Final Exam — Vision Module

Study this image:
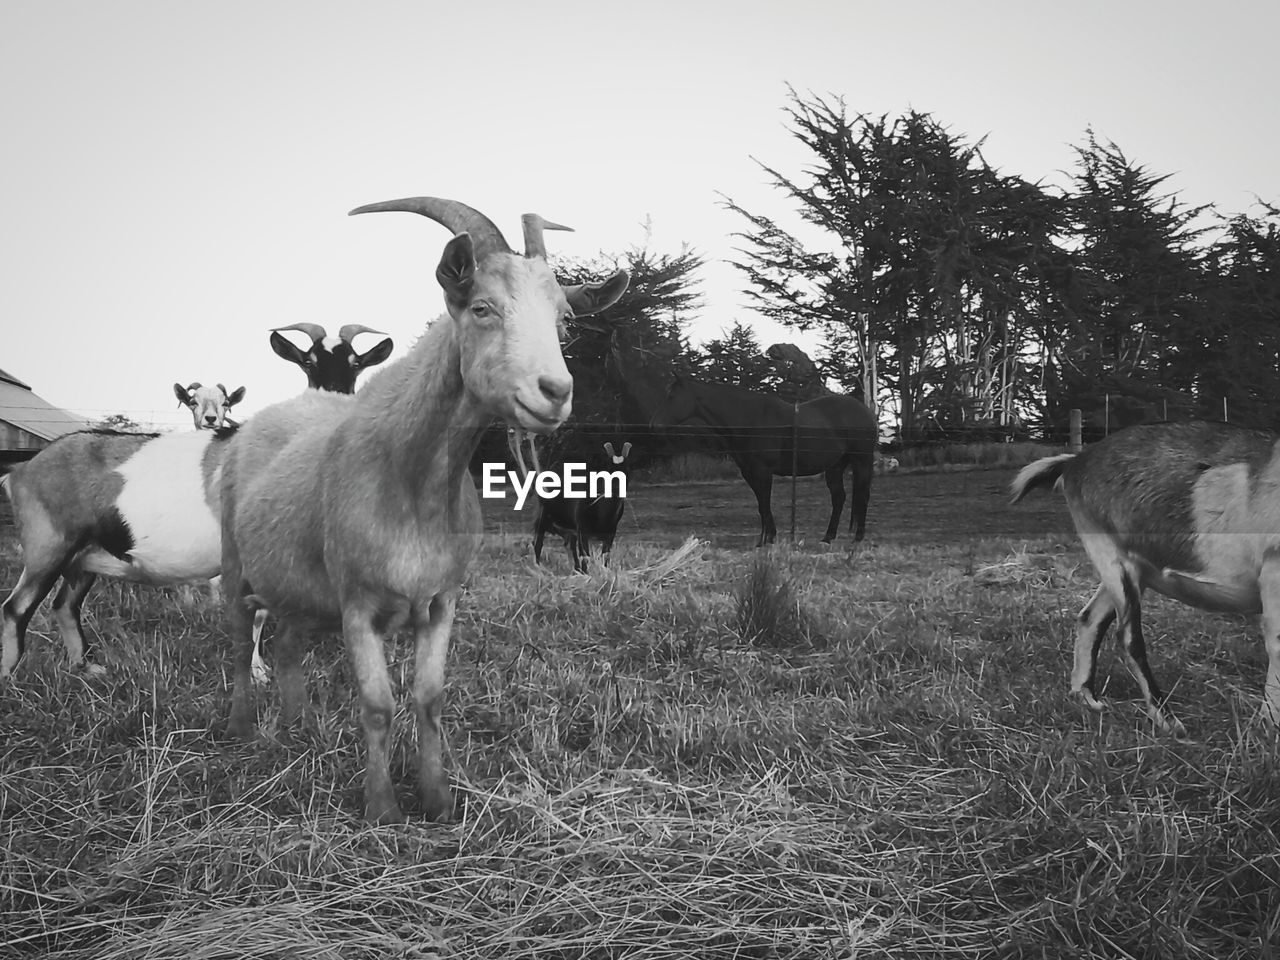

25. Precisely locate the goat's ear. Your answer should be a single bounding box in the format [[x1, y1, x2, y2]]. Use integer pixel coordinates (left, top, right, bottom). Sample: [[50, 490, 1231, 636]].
[[173, 382, 193, 407], [562, 268, 629, 317], [437, 233, 476, 305], [225, 385, 247, 406], [355, 337, 394, 370], [270, 331, 307, 365]]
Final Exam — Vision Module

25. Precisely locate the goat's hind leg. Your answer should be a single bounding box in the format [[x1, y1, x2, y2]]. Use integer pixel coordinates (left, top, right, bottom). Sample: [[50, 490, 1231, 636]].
[[51, 569, 104, 676], [1073, 583, 1116, 712], [2, 542, 76, 678], [273, 620, 310, 730], [250, 608, 271, 686], [1111, 564, 1183, 736], [224, 575, 259, 740]]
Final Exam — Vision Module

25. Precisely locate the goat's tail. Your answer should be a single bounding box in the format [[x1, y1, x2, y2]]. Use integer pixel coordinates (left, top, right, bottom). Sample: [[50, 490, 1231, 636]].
[[1009, 453, 1074, 504]]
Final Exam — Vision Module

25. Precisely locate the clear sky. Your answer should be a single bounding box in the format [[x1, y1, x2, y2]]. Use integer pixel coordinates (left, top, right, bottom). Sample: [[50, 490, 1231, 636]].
[[3, 0, 1276, 429]]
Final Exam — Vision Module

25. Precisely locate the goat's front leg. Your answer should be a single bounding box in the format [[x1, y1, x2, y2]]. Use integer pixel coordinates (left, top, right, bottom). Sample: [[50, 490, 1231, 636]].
[[1259, 559, 1280, 728], [412, 589, 458, 821], [343, 604, 402, 824]]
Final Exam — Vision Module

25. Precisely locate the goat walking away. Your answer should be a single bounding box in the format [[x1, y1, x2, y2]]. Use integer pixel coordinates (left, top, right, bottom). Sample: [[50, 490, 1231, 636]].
[[221, 198, 628, 823], [1011, 420, 1280, 735], [532, 441, 632, 573]]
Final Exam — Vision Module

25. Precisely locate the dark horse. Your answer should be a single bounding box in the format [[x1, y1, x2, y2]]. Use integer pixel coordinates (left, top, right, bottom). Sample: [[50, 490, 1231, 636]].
[[654, 374, 877, 546]]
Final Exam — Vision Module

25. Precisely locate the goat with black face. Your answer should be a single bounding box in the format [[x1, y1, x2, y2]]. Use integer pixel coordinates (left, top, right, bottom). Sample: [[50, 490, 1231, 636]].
[[270, 323, 394, 394], [533, 441, 632, 573]]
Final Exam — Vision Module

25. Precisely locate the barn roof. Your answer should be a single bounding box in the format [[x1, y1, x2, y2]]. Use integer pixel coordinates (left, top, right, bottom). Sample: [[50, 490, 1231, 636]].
[[0, 367, 88, 442]]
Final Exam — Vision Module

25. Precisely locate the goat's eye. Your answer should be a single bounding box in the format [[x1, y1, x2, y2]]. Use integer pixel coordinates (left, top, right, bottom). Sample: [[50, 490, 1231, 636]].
[[471, 301, 490, 317]]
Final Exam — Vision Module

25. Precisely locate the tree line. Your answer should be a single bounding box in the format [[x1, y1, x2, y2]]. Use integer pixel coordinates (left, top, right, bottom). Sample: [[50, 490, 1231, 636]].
[[545, 89, 1280, 455]]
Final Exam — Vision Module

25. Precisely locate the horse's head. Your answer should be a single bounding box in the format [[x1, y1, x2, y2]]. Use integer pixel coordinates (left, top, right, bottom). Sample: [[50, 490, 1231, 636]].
[[651, 371, 700, 429]]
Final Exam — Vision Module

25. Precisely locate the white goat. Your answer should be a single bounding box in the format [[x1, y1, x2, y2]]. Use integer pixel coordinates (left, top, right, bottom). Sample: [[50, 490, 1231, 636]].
[[1011, 420, 1280, 735], [174, 382, 246, 430], [221, 197, 629, 823]]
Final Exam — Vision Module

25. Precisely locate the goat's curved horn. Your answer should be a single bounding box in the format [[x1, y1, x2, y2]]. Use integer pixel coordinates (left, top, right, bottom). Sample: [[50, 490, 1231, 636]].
[[337, 324, 387, 344], [187, 382, 203, 391], [216, 383, 229, 396], [521, 214, 574, 259], [273, 322, 327, 344], [348, 197, 513, 260]]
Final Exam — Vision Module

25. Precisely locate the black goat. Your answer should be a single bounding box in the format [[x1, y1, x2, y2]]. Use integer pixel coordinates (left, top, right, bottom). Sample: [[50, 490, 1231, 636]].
[[533, 442, 632, 573]]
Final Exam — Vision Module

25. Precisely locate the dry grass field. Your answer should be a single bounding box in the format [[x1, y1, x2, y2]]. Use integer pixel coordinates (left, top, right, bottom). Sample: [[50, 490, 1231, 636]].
[[2, 468, 1278, 958]]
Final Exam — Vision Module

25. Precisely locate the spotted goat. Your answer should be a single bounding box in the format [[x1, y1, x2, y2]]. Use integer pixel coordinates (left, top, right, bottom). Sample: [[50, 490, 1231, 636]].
[[1011, 420, 1280, 735]]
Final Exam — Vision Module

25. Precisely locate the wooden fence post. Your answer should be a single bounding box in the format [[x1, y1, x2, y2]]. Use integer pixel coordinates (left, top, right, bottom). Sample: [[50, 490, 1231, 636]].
[[1069, 408, 1082, 453], [790, 402, 799, 544]]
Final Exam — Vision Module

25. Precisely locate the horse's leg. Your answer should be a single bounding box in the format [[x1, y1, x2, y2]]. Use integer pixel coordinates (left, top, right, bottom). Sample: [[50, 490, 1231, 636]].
[[821, 464, 846, 544], [744, 468, 775, 547], [849, 453, 873, 542]]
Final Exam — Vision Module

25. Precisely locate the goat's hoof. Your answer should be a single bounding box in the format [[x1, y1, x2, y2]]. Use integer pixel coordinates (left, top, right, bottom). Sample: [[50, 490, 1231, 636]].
[[1261, 703, 1280, 730], [1155, 713, 1189, 739], [251, 665, 272, 687], [366, 797, 406, 825], [225, 716, 255, 741], [1073, 688, 1107, 713], [74, 661, 108, 678], [421, 787, 456, 822]]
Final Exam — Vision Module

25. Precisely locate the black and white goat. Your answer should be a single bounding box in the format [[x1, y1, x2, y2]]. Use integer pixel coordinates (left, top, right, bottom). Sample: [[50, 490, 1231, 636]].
[[1, 425, 237, 677], [1011, 420, 1280, 734], [532, 441, 632, 573], [173, 382, 246, 430], [271, 323, 394, 393], [221, 198, 629, 823]]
